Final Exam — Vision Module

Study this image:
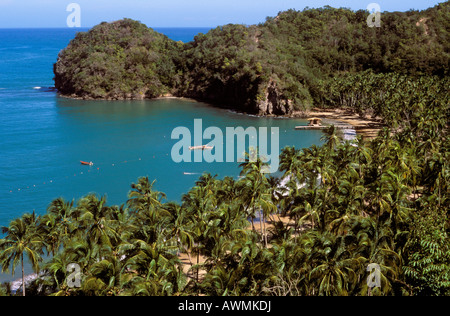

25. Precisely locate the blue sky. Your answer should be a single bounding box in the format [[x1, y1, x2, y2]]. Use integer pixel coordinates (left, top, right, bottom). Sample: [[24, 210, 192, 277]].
[[0, 0, 443, 28]]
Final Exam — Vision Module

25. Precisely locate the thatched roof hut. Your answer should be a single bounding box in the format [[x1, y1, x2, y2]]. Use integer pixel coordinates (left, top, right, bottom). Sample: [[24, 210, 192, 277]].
[[308, 118, 323, 126]]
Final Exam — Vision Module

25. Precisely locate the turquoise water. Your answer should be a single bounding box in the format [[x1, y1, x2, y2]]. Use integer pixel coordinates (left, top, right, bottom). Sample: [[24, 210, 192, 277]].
[[0, 28, 322, 282]]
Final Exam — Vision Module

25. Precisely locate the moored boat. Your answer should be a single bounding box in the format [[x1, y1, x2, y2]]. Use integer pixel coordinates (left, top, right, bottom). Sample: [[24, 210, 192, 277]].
[[189, 145, 214, 151]]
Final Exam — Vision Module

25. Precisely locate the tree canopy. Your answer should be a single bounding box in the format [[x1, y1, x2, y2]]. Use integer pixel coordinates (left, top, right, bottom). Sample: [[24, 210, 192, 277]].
[[54, 3, 449, 114], [6, 2, 447, 297], [1, 100, 448, 295]]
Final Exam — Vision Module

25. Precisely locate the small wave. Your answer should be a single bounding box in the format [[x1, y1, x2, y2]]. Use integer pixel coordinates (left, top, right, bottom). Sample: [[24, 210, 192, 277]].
[[225, 109, 262, 118], [183, 172, 201, 175], [0, 46, 30, 51], [227, 109, 243, 115], [32, 86, 57, 92]]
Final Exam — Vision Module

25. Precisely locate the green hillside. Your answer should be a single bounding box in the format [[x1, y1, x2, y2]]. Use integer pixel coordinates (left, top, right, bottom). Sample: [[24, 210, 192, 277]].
[[54, 3, 449, 117], [1, 2, 448, 297]]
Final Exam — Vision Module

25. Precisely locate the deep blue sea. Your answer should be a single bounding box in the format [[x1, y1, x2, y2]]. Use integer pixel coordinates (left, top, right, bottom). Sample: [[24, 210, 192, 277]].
[[0, 27, 322, 282]]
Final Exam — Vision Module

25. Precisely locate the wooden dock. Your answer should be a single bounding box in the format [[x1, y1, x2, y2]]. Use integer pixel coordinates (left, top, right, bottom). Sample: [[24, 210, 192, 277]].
[[295, 125, 354, 130]]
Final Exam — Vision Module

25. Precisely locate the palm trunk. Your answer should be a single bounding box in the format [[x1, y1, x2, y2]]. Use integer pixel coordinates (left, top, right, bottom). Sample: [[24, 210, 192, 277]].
[[187, 250, 193, 267], [438, 183, 441, 208], [263, 214, 268, 248], [252, 200, 256, 232], [245, 204, 255, 231], [260, 210, 264, 243], [197, 250, 200, 283], [21, 255, 25, 296]]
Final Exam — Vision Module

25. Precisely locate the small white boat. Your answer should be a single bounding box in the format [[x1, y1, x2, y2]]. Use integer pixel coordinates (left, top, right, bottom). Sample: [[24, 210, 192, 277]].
[[189, 145, 214, 151]]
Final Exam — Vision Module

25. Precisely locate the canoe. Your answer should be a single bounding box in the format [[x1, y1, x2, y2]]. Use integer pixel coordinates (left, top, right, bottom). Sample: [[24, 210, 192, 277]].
[[80, 161, 94, 166], [189, 145, 214, 151]]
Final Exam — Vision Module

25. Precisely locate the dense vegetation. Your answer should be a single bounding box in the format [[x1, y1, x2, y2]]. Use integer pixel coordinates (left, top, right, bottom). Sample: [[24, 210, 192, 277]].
[[54, 19, 181, 99], [314, 71, 448, 126], [54, 2, 449, 115], [1, 77, 448, 295], [1, 2, 447, 296]]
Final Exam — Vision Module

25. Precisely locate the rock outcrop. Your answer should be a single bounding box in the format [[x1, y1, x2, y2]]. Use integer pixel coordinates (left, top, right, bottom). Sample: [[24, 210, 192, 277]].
[[256, 80, 293, 116]]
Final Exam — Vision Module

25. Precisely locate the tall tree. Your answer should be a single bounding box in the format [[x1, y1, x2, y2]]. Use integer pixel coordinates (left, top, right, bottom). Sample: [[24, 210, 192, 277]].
[[0, 212, 44, 296]]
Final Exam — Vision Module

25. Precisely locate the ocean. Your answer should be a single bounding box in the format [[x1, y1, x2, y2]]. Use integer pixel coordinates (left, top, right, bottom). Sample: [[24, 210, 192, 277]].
[[0, 27, 322, 282]]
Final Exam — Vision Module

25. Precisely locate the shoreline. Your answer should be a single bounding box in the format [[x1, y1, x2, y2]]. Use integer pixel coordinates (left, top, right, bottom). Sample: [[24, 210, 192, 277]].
[[57, 91, 383, 138], [292, 108, 384, 139], [9, 273, 40, 293]]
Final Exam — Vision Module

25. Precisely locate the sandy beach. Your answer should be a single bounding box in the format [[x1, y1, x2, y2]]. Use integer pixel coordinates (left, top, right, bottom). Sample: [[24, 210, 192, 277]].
[[293, 108, 384, 139]]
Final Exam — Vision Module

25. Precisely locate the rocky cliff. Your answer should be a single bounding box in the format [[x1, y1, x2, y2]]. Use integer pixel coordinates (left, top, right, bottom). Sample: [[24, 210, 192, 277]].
[[256, 80, 293, 116]]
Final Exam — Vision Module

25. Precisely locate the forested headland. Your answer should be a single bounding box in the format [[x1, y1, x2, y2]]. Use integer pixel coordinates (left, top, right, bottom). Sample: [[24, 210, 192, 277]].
[[0, 3, 448, 296], [54, 2, 449, 117]]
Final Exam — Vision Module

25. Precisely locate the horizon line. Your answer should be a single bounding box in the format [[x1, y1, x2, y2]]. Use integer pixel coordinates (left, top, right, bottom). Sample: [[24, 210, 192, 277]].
[[0, 26, 216, 30], [0, 3, 439, 29]]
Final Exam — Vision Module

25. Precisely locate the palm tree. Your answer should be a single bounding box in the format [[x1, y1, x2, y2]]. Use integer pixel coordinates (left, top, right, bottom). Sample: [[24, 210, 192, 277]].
[[351, 138, 373, 178], [279, 146, 301, 176], [127, 177, 166, 213], [321, 125, 342, 152], [42, 251, 75, 296], [301, 145, 326, 189], [215, 176, 238, 205], [263, 239, 309, 296], [127, 178, 171, 245], [344, 214, 403, 296], [83, 255, 123, 296], [238, 151, 276, 247], [180, 175, 218, 283], [211, 232, 268, 295], [164, 202, 194, 262], [41, 197, 75, 255], [302, 231, 365, 296], [119, 238, 184, 296], [200, 263, 236, 296], [328, 165, 367, 234], [73, 194, 120, 260], [0, 212, 44, 296], [0, 283, 10, 296]]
